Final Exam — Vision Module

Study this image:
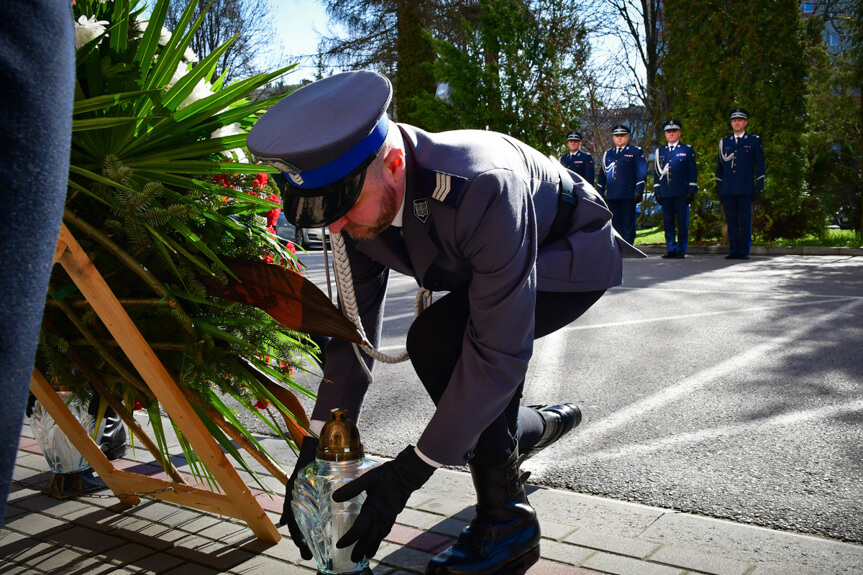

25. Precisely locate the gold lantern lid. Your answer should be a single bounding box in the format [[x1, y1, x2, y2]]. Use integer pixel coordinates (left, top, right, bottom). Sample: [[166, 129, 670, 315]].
[[317, 409, 365, 461]]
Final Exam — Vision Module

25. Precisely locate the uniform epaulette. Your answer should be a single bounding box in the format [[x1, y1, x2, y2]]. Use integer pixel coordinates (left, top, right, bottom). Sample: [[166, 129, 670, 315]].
[[414, 166, 468, 208]]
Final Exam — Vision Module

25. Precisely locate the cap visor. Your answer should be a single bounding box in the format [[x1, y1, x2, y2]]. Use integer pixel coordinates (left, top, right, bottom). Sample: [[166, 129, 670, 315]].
[[284, 167, 366, 228]]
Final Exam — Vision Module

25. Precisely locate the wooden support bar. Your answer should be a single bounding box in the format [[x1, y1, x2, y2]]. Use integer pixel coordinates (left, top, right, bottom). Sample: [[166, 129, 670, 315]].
[[42, 224, 280, 543]]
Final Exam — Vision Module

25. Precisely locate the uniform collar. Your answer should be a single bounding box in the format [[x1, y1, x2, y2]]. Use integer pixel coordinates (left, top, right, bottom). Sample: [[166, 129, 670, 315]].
[[391, 191, 406, 227], [401, 134, 439, 284]]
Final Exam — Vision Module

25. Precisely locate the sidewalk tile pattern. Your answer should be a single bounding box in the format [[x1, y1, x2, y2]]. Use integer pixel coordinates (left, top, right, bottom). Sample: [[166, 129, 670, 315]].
[[4, 425, 863, 574]]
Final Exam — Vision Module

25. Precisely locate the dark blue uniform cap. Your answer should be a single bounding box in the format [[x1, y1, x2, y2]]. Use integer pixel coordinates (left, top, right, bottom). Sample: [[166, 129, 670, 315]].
[[729, 107, 749, 120], [566, 130, 582, 141], [247, 70, 392, 228], [611, 124, 631, 135], [663, 119, 682, 131]]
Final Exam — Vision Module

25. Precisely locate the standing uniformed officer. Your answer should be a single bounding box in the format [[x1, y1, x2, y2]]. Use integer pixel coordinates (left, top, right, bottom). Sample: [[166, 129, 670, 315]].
[[560, 130, 595, 187], [248, 71, 643, 575], [715, 107, 765, 260], [654, 119, 698, 258], [596, 124, 647, 245]]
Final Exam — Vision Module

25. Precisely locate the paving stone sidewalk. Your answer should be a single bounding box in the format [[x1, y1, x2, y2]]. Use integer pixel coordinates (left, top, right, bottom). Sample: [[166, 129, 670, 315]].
[[4, 423, 862, 575]]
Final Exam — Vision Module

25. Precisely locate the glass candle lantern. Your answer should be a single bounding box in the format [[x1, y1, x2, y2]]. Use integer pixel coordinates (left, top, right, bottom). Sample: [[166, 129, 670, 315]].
[[30, 391, 100, 474], [292, 409, 379, 574]]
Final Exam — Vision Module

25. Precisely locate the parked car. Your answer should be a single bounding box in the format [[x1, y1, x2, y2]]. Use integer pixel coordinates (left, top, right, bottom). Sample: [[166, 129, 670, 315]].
[[275, 212, 330, 249]]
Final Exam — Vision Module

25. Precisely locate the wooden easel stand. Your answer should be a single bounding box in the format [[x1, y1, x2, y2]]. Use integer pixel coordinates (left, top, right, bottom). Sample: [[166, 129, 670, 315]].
[[30, 224, 280, 542]]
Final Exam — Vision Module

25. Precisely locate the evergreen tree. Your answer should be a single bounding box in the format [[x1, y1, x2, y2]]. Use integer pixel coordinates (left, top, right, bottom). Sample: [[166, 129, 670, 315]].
[[662, 0, 810, 241], [318, 0, 480, 74], [800, 11, 860, 233], [411, 0, 588, 155], [395, 1, 437, 125]]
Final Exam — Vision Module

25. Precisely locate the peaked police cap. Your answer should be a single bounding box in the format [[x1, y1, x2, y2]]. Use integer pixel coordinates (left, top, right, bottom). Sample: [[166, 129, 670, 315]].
[[611, 124, 631, 135], [247, 70, 392, 228], [663, 119, 682, 131], [566, 130, 582, 141], [729, 107, 749, 120]]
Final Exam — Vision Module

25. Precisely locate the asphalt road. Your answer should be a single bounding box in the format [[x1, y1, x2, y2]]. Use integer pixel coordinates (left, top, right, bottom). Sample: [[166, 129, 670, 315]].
[[247, 250, 863, 544]]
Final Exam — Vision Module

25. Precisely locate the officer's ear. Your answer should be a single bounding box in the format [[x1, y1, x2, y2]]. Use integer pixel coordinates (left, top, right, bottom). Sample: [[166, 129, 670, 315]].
[[381, 147, 406, 185]]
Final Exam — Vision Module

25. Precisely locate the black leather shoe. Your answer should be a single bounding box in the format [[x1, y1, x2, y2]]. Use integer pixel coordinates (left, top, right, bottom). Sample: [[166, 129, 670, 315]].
[[522, 404, 581, 460], [676, 253, 686, 258], [725, 254, 738, 260], [99, 408, 127, 460], [425, 450, 540, 575], [661, 253, 675, 259]]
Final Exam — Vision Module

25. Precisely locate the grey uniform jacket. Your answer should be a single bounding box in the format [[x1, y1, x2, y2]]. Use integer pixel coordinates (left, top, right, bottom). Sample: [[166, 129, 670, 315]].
[[311, 124, 632, 465]]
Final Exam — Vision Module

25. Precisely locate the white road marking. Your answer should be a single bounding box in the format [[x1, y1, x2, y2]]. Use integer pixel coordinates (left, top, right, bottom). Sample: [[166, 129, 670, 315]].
[[578, 399, 863, 463], [561, 298, 852, 332], [529, 330, 568, 395], [573, 298, 863, 446], [615, 286, 863, 299]]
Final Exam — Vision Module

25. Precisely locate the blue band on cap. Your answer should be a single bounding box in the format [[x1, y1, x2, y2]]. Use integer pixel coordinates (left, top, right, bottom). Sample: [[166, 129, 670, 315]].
[[289, 115, 389, 189]]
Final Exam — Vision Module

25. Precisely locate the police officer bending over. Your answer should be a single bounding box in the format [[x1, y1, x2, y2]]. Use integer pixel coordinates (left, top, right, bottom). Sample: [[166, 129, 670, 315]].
[[654, 119, 698, 258], [715, 107, 765, 260], [248, 71, 642, 575], [560, 130, 595, 187], [596, 124, 647, 245]]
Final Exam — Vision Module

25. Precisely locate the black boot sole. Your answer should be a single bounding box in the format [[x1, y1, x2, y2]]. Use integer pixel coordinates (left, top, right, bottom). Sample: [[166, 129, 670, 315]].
[[425, 544, 540, 575], [510, 544, 541, 575]]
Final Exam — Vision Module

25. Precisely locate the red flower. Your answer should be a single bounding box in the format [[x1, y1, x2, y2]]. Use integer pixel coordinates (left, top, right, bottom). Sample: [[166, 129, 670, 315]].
[[253, 173, 269, 189], [133, 401, 143, 411], [266, 194, 281, 227], [253, 400, 270, 410], [262, 253, 274, 263], [212, 174, 232, 187], [285, 241, 296, 254]]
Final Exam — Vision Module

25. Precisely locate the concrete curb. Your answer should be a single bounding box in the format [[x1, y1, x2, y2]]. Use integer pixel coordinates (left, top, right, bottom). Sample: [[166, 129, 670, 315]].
[[636, 245, 863, 256]]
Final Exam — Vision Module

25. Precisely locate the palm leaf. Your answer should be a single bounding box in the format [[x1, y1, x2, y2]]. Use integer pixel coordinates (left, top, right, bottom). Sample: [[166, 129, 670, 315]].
[[73, 90, 160, 115]]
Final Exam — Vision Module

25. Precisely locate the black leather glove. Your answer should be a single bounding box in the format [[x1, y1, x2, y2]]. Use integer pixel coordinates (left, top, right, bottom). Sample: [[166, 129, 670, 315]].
[[634, 191, 644, 203], [753, 189, 763, 201], [333, 445, 435, 562], [686, 191, 695, 204], [655, 190, 663, 203], [280, 435, 319, 560]]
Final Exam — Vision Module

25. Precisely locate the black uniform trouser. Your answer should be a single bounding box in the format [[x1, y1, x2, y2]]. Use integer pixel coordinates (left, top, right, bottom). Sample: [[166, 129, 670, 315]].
[[661, 196, 690, 255], [406, 287, 605, 467], [722, 194, 753, 257], [608, 199, 637, 245]]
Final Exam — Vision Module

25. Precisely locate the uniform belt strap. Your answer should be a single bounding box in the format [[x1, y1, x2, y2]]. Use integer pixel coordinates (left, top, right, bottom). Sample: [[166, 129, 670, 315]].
[[546, 165, 577, 244]]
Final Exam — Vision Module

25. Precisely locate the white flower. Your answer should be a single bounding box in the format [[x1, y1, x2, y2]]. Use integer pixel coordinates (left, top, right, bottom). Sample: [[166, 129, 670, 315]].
[[75, 15, 109, 49], [211, 122, 243, 139], [221, 148, 248, 163], [183, 47, 199, 62], [178, 79, 213, 110], [158, 27, 172, 47], [168, 61, 191, 88]]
